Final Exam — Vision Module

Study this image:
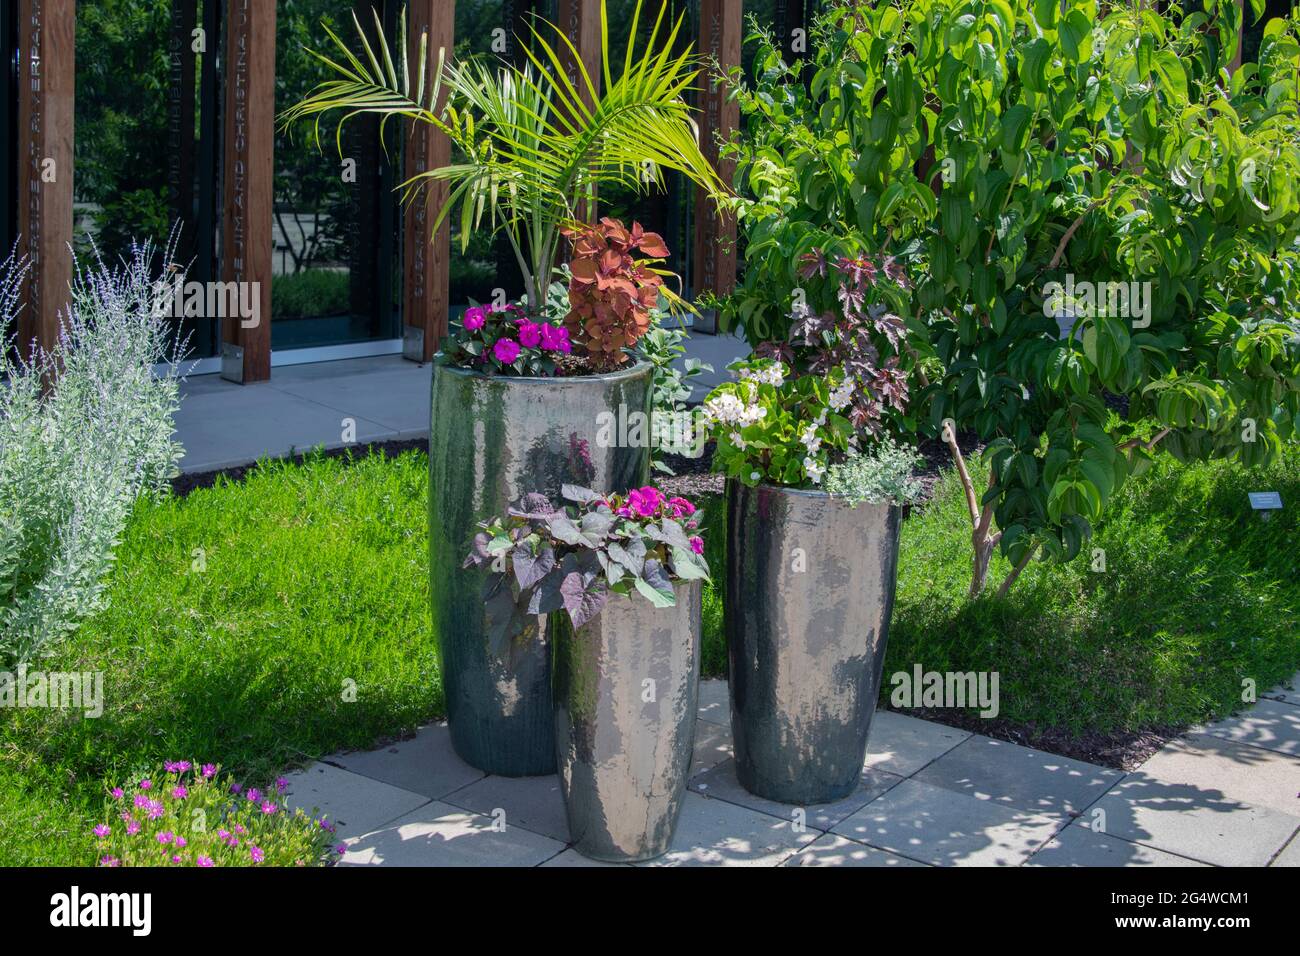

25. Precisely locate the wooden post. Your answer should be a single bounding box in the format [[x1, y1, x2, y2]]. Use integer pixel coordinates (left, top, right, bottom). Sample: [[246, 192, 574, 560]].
[[556, 0, 602, 224], [167, 0, 197, 255], [220, 0, 274, 383], [693, 0, 740, 299], [402, 0, 454, 364], [16, 0, 75, 361]]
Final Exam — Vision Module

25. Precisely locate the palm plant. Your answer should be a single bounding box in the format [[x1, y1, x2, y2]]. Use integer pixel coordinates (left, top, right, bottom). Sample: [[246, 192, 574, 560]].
[[280, 0, 730, 310]]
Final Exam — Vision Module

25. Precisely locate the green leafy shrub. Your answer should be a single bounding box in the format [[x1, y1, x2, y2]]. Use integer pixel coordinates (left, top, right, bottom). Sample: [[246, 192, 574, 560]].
[[723, 0, 1300, 596], [271, 268, 351, 319]]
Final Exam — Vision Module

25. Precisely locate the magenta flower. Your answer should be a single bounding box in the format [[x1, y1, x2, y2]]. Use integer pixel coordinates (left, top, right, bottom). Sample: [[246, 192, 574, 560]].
[[196, 855, 214, 867], [275, 777, 289, 794], [147, 801, 165, 820], [171, 854, 183, 864], [110, 787, 124, 800], [463, 306, 487, 331], [689, 536, 705, 555], [261, 802, 278, 815], [668, 496, 696, 518], [172, 786, 188, 799], [230, 783, 242, 795], [165, 760, 191, 773], [201, 764, 216, 779], [493, 338, 521, 364], [133, 794, 150, 809], [93, 824, 111, 838], [175, 836, 187, 848], [126, 820, 141, 836], [157, 831, 174, 845], [139, 778, 152, 790], [249, 846, 265, 864], [217, 829, 230, 841], [627, 486, 664, 518], [517, 321, 542, 349], [246, 788, 261, 803], [99, 856, 120, 867], [540, 323, 571, 353], [335, 843, 347, 855]]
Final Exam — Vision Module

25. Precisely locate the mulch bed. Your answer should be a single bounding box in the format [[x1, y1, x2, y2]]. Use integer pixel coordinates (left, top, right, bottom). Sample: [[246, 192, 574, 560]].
[[170, 430, 1176, 770]]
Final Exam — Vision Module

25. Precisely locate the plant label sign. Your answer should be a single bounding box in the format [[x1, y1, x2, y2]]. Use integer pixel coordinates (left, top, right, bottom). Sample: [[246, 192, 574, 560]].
[[1248, 491, 1283, 515]]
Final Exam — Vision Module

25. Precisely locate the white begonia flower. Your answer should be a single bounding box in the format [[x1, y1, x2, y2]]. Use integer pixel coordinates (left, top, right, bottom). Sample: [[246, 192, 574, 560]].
[[750, 471, 761, 481], [829, 379, 855, 411], [729, 431, 747, 450], [803, 456, 825, 483]]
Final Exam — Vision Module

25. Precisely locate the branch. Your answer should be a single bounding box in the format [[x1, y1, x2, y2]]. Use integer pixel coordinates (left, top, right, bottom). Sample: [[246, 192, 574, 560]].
[[996, 543, 1039, 599], [1117, 427, 1171, 453], [1048, 198, 1105, 270], [943, 422, 980, 528]]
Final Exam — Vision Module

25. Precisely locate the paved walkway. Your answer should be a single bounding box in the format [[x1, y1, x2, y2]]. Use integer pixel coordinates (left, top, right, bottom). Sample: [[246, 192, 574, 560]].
[[284, 677, 1300, 867], [173, 333, 749, 474]]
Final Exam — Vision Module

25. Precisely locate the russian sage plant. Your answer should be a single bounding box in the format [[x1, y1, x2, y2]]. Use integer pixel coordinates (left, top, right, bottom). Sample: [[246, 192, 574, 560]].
[[0, 240, 184, 664]]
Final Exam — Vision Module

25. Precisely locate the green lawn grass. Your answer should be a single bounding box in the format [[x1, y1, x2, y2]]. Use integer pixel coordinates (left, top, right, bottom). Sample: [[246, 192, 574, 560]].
[[2, 445, 1297, 864]]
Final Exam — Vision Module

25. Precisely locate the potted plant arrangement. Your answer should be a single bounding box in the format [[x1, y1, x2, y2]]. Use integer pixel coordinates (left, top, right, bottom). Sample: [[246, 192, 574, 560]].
[[701, 251, 922, 805], [283, 1, 727, 775], [465, 484, 709, 862]]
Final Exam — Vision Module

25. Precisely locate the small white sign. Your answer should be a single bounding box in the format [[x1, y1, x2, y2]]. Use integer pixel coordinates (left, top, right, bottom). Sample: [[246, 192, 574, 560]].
[[1248, 491, 1283, 510]]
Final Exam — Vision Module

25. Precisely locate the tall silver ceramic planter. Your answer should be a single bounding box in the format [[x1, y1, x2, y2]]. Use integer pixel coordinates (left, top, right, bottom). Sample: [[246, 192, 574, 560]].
[[429, 362, 651, 776], [554, 581, 702, 862], [725, 480, 902, 805]]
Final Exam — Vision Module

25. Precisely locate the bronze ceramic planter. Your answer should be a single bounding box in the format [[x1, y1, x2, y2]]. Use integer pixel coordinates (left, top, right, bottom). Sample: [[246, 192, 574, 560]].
[[553, 581, 702, 862], [428, 362, 651, 776], [725, 480, 902, 805]]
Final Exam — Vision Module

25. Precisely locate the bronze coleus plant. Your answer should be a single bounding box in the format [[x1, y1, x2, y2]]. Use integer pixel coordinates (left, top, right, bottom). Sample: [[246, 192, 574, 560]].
[[464, 484, 708, 654], [562, 218, 670, 371]]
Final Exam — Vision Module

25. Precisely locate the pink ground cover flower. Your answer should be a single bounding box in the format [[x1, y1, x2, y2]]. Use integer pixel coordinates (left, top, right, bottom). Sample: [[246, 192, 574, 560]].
[[196, 855, 214, 867], [93, 824, 111, 838]]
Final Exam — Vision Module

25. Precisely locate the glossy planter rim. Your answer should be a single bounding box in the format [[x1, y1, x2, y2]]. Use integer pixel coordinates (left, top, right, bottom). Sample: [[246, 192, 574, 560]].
[[432, 357, 651, 386]]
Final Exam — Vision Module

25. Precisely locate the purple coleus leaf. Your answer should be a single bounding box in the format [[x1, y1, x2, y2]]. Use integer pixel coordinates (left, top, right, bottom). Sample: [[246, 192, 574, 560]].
[[546, 513, 585, 545], [633, 557, 676, 608], [463, 532, 492, 569], [560, 571, 608, 629], [512, 540, 556, 590], [606, 534, 646, 576], [508, 492, 556, 519], [560, 484, 603, 505]]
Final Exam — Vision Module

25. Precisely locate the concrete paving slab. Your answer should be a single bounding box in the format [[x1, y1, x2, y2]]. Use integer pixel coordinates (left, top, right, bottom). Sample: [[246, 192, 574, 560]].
[[327, 722, 485, 801], [1271, 832, 1300, 867], [832, 778, 1064, 866], [1195, 697, 1300, 756], [689, 757, 904, 831], [864, 711, 969, 777], [1262, 673, 1300, 706], [539, 848, 629, 867], [1136, 733, 1300, 818], [282, 762, 429, 839], [638, 791, 817, 866], [784, 833, 928, 867], [441, 773, 570, 843], [697, 678, 730, 727], [1026, 825, 1207, 867], [913, 734, 1122, 818], [268, 366, 432, 436], [689, 719, 733, 777], [1078, 771, 1299, 867], [174, 383, 394, 473], [338, 800, 565, 866]]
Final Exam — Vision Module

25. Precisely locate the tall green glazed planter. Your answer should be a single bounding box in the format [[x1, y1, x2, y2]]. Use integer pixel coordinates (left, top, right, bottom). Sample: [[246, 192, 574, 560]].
[[725, 480, 902, 804], [429, 362, 651, 776]]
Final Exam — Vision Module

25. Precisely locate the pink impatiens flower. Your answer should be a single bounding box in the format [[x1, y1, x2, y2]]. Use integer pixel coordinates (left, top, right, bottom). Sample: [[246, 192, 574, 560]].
[[627, 486, 664, 518], [540, 323, 571, 353], [668, 496, 696, 518], [463, 306, 487, 331], [493, 338, 521, 363], [689, 536, 705, 555], [517, 321, 542, 349]]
